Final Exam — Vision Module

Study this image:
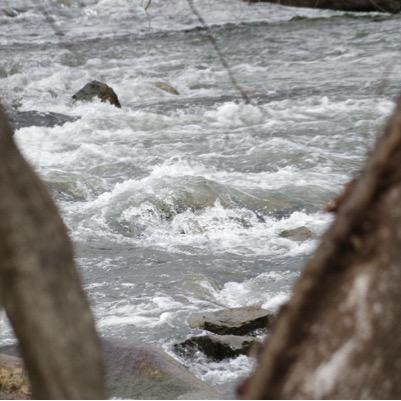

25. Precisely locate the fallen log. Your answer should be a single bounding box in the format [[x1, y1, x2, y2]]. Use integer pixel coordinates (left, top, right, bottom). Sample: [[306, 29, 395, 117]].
[[0, 106, 106, 399], [241, 94, 401, 399], [245, 0, 401, 13]]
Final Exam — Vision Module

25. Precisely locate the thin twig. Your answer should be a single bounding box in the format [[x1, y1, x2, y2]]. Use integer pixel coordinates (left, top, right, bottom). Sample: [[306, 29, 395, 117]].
[[186, 0, 253, 104]]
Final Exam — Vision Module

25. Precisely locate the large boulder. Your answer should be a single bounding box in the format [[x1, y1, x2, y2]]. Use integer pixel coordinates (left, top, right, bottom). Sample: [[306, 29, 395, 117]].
[[0, 354, 29, 399], [101, 338, 219, 399], [0, 338, 219, 400], [174, 334, 260, 361], [188, 306, 274, 336], [72, 81, 121, 108]]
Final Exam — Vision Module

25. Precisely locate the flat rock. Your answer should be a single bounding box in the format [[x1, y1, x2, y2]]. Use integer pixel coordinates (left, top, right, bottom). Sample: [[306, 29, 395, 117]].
[[188, 306, 274, 335], [174, 334, 260, 361], [0, 338, 219, 400], [72, 80, 121, 108]]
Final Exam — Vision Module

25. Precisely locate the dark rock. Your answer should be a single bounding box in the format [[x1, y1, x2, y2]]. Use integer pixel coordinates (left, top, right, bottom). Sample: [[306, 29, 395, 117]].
[[174, 334, 260, 361], [279, 226, 314, 241], [188, 306, 274, 335], [72, 80, 121, 108], [0, 338, 219, 400], [154, 82, 180, 95], [0, 354, 30, 399], [7, 110, 77, 130]]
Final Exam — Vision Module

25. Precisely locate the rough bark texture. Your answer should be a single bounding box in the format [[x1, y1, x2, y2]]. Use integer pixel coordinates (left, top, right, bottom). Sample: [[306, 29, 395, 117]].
[[245, 0, 401, 13], [0, 107, 106, 399], [242, 95, 401, 399]]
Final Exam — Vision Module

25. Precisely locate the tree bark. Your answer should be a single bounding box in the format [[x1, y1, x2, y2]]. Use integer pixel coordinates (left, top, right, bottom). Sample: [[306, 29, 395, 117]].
[[242, 94, 401, 399], [245, 0, 401, 13], [0, 107, 106, 399]]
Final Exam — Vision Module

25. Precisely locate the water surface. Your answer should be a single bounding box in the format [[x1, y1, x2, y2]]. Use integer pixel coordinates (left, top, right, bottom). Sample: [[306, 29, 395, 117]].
[[1, 0, 401, 389]]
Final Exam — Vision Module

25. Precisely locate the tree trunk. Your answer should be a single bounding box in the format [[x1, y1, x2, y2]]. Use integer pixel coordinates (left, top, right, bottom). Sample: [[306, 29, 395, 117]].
[[241, 94, 401, 399], [0, 106, 106, 399], [245, 0, 401, 13]]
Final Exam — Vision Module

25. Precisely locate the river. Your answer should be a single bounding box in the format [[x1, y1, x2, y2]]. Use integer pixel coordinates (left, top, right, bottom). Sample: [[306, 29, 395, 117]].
[[1, 0, 401, 393]]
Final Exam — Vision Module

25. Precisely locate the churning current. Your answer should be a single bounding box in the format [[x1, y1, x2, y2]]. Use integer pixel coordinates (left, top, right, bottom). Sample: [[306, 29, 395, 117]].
[[1, 0, 401, 391]]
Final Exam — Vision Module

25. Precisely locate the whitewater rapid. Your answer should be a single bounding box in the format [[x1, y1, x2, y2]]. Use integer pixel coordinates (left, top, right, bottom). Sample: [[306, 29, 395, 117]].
[[1, 0, 401, 390]]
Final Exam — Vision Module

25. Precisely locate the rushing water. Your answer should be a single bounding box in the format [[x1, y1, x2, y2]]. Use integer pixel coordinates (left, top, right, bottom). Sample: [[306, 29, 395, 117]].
[[1, 0, 401, 392]]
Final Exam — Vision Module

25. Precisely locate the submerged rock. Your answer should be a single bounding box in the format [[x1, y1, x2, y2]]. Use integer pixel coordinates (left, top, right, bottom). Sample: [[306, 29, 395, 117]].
[[72, 80, 121, 108], [154, 82, 180, 95], [0, 354, 30, 399], [279, 226, 314, 241], [188, 306, 274, 336], [2, 8, 20, 18], [57, 0, 72, 5], [174, 334, 260, 361], [0, 338, 219, 400], [7, 110, 76, 130]]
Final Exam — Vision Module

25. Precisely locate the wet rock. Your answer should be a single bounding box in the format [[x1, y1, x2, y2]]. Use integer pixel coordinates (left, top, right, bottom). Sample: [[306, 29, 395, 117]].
[[154, 82, 180, 95], [107, 338, 222, 399], [7, 110, 76, 130], [72, 80, 121, 108], [279, 226, 314, 241], [101, 338, 219, 399], [1, 338, 219, 400], [0, 354, 30, 399], [188, 306, 274, 336], [174, 334, 260, 361]]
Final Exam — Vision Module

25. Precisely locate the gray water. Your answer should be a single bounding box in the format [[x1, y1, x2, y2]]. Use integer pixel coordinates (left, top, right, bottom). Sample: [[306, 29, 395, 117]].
[[1, 0, 401, 390]]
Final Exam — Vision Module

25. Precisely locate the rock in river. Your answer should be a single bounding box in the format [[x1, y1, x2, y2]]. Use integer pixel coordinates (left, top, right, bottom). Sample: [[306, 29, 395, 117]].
[[174, 334, 260, 361], [72, 80, 121, 108], [7, 110, 76, 130], [279, 226, 314, 242], [188, 306, 274, 335], [154, 81, 180, 95], [101, 338, 219, 399], [2, 8, 22, 17], [0, 338, 219, 400]]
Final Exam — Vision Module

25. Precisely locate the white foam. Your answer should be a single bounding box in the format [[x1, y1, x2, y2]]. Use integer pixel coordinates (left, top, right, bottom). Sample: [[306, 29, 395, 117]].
[[213, 271, 298, 309]]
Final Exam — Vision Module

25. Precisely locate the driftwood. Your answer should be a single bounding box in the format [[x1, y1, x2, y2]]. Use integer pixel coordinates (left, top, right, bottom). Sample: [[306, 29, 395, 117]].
[[242, 94, 401, 399], [0, 106, 106, 399], [245, 0, 401, 13]]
